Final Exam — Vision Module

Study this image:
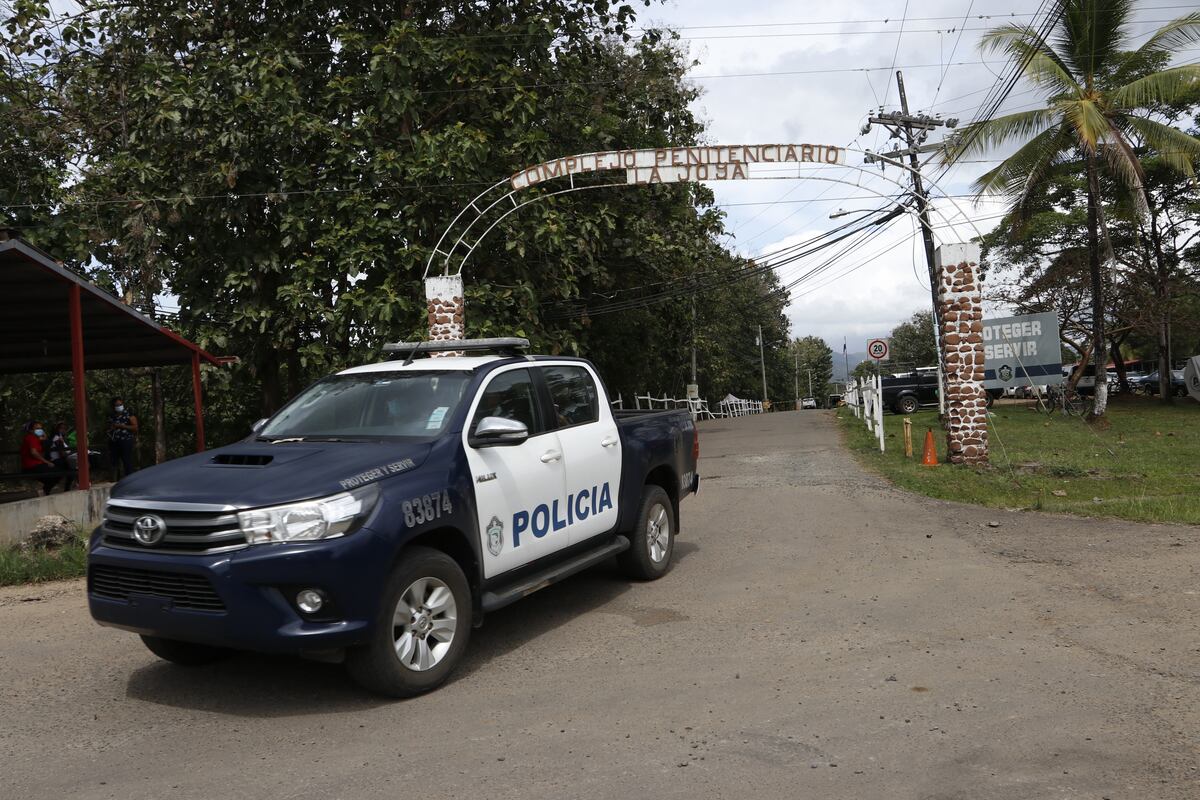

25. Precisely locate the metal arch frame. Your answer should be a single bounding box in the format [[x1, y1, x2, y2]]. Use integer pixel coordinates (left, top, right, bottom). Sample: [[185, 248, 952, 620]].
[[423, 147, 985, 279]]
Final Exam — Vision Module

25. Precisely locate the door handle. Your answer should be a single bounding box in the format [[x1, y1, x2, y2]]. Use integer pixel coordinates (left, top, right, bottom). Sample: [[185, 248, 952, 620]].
[[600, 436, 618, 448], [540, 450, 562, 463]]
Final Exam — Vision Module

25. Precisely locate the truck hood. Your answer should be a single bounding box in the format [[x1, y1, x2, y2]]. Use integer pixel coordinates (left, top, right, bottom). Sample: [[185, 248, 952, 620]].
[[109, 439, 435, 508]]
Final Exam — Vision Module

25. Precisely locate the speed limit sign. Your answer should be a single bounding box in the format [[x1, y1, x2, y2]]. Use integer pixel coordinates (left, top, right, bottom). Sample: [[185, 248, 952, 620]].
[[867, 338, 889, 361]]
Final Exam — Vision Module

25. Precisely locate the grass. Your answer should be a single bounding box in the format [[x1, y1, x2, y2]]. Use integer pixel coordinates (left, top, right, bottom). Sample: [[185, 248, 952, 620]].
[[0, 534, 88, 587], [837, 394, 1200, 525]]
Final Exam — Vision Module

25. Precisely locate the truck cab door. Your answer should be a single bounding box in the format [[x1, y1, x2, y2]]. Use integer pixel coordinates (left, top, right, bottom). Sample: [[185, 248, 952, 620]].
[[537, 364, 622, 546], [463, 367, 568, 579]]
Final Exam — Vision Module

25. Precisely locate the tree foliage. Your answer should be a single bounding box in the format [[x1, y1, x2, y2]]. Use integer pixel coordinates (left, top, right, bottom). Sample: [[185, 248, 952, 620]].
[[1, 0, 794, 452], [887, 310, 937, 369], [789, 336, 833, 401], [947, 0, 1200, 415]]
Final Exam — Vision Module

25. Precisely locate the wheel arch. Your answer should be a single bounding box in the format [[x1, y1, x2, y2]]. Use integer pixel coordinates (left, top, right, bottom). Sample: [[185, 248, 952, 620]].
[[644, 464, 680, 527], [401, 526, 481, 610]]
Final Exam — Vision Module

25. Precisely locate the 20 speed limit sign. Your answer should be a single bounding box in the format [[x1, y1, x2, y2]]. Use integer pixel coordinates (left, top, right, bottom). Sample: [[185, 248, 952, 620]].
[[867, 338, 889, 361]]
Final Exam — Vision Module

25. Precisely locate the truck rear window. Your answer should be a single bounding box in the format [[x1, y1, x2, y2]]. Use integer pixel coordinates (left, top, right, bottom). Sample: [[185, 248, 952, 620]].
[[259, 371, 472, 440]]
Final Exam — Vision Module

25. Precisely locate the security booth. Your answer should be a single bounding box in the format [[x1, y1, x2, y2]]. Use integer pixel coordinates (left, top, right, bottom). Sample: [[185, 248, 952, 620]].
[[0, 235, 225, 491]]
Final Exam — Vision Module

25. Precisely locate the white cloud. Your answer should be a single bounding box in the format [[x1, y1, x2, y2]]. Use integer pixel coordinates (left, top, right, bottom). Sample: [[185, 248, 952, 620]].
[[640, 0, 1182, 349]]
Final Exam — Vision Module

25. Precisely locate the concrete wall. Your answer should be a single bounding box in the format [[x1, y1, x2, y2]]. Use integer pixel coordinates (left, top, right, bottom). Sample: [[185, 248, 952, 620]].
[[0, 484, 111, 546]]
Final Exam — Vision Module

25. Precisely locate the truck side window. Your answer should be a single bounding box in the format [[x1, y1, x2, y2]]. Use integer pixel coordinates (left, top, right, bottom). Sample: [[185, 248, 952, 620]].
[[541, 365, 599, 428], [471, 369, 542, 435]]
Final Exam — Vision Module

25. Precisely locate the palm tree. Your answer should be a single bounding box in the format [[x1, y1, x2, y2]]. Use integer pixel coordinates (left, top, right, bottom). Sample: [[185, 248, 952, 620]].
[[948, 0, 1200, 416]]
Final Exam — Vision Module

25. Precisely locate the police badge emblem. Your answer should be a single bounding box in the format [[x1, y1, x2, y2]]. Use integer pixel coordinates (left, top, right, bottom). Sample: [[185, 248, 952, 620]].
[[486, 516, 504, 556], [998, 364, 1014, 382]]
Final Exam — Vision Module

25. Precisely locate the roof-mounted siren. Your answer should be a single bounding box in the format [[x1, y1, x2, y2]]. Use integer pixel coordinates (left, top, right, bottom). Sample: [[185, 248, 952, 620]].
[[383, 337, 531, 365]]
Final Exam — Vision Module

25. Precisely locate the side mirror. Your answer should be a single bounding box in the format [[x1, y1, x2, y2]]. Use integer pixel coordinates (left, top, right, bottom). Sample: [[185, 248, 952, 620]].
[[251, 418, 268, 434], [469, 416, 529, 448]]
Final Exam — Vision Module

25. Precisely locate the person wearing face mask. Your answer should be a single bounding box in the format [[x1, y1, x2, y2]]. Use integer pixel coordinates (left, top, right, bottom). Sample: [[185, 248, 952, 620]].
[[107, 397, 139, 480], [20, 421, 60, 495]]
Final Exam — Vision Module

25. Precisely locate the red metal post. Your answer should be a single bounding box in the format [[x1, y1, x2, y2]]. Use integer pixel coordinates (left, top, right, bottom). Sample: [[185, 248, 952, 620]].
[[68, 283, 90, 490], [192, 352, 205, 452]]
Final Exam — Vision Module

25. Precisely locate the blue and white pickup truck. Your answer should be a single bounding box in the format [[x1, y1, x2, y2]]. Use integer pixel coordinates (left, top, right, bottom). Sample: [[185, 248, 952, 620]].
[[87, 338, 698, 696]]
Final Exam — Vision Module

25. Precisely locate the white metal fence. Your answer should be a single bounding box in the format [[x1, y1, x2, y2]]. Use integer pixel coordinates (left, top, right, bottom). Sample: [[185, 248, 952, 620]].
[[628, 392, 768, 420], [844, 375, 885, 452]]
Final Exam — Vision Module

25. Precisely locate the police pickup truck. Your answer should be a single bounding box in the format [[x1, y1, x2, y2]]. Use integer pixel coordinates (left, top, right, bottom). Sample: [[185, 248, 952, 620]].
[[87, 338, 699, 696]]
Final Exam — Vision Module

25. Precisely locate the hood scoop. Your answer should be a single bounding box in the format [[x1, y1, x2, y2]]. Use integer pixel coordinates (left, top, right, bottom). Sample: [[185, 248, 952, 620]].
[[211, 453, 274, 467]]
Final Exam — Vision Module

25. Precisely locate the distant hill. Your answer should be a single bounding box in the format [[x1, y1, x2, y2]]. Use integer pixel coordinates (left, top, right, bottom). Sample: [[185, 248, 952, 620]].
[[832, 351, 868, 381]]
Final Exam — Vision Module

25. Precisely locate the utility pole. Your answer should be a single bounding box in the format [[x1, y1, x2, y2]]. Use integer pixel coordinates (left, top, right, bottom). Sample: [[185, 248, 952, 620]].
[[690, 293, 697, 386], [863, 72, 958, 412], [843, 337, 850, 391], [794, 342, 799, 408], [758, 325, 768, 404], [807, 368, 813, 399]]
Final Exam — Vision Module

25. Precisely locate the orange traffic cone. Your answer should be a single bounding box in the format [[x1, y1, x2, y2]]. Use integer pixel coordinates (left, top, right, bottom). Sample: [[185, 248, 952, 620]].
[[920, 428, 939, 467]]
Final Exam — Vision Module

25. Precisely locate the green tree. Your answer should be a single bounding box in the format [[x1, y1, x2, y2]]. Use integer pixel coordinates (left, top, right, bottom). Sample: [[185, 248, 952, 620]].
[[3, 0, 801, 439], [789, 336, 833, 403], [888, 310, 937, 369], [948, 0, 1200, 417]]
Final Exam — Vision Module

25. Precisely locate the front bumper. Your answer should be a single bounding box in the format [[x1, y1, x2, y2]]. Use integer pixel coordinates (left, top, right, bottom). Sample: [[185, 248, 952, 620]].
[[86, 525, 393, 654]]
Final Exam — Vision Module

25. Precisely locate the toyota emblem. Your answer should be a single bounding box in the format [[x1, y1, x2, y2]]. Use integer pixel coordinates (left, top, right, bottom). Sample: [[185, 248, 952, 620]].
[[132, 514, 167, 546]]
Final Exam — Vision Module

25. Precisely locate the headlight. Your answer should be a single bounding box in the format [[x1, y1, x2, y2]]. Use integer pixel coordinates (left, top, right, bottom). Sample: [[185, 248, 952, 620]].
[[238, 484, 380, 544]]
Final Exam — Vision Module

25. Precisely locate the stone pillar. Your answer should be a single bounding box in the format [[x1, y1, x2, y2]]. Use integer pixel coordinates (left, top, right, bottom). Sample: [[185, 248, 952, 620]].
[[425, 274, 464, 356], [935, 243, 988, 465]]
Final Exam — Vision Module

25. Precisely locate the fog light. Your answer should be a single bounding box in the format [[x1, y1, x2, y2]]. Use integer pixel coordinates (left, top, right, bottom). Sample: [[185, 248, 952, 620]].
[[296, 589, 325, 614]]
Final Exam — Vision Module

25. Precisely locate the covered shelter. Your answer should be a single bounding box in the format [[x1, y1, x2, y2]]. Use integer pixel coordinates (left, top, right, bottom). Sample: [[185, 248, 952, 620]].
[[0, 234, 226, 490]]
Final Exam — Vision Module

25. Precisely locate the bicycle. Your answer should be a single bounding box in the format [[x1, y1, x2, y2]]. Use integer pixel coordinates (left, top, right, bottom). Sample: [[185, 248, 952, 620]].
[[1041, 384, 1093, 417]]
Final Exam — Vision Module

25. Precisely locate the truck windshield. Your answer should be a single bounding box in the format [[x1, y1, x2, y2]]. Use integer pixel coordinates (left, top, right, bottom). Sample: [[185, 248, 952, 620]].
[[258, 371, 472, 441]]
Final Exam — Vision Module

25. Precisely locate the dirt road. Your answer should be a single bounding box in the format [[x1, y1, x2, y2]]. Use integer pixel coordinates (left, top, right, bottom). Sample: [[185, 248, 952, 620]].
[[3, 411, 1197, 799]]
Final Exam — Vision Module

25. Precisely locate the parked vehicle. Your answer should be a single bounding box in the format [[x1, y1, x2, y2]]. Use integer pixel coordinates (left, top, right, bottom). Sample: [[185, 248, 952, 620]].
[[1144, 369, 1187, 397], [1061, 364, 1119, 396], [800, 397, 818, 409], [87, 338, 699, 697], [880, 367, 1001, 414]]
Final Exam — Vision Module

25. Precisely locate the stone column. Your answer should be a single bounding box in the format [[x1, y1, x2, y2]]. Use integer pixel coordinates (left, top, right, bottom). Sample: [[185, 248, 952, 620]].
[[424, 274, 464, 356], [935, 243, 988, 465]]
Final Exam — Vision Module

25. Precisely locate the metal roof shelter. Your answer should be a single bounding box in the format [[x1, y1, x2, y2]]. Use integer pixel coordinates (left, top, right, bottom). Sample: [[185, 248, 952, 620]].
[[0, 234, 225, 489]]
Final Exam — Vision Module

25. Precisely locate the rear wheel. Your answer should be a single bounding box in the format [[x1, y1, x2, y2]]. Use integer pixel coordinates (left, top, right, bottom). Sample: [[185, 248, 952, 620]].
[[140, 635, 230, 666], [896, 395, 919, 415], [618, 485, 675, 580], [346, 546, 472, 698]]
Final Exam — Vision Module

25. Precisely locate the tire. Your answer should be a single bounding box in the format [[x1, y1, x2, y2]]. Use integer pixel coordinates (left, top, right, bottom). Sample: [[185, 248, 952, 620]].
[[140, 635, 230, 666], [985, 392, 996, 408], [896, 395, 919, 415], [346, 546, 472, 698], [617, 485, 676, 581]]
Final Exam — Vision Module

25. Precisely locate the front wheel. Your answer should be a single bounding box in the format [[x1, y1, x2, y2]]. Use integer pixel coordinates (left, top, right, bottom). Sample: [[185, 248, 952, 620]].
[[617, 485, 676, 580], [346, 546, 472, 698], [896, 395, 919, 415], [140, 635, 230, 666]]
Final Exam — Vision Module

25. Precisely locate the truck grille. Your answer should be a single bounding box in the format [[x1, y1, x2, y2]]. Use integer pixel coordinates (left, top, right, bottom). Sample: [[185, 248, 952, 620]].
[[102, 502, 246, 554], [89, 564, 225, 612]]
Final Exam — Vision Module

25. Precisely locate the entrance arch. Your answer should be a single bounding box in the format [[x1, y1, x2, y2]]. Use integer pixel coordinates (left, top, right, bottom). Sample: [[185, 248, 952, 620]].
[[420, 144, 989, 463]]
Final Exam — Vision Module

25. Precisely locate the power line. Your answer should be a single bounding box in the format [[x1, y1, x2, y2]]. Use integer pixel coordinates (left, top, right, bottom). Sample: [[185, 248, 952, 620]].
[[931, 0, 976, 107], [882, 0, 911, 109]]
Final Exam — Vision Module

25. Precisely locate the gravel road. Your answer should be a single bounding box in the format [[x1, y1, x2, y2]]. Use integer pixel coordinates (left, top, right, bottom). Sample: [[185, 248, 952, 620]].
[[2, 410, 1197, 799]]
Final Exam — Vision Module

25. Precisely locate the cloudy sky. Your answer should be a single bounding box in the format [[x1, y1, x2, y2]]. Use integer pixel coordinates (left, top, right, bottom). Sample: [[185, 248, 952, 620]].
[[635, 0, 1192, 350]]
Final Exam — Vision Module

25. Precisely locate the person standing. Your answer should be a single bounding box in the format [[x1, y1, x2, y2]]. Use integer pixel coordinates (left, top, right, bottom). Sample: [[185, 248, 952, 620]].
[[107, 398, 138, 480], [48, 421, 76, 491], [20, 421, 59, 495]]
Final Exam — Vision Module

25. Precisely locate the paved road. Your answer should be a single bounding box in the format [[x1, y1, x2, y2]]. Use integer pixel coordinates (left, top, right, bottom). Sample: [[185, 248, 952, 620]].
[[3, 411, 1198, 799]]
